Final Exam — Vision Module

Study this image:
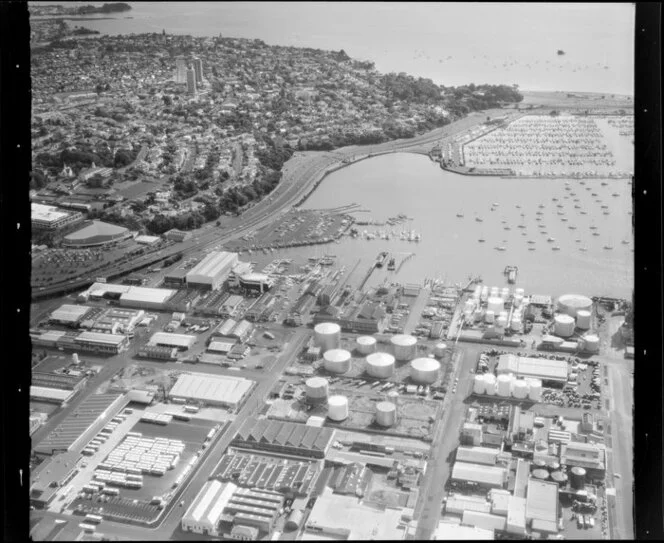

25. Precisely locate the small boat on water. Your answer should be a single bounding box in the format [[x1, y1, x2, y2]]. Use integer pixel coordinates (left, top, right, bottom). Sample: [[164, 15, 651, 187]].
[[592, 192, 598, 196], [601, 181, 608, 186], [579, 247, 588, 252], [504, 226, 511, 230], [552, 198, 558, 202], [536, 217, 542, 222], [552, 246, 561, 251], [456, 212, 464, 218], [592, 232, 600, 236], [575, 239, 582, 243], [603, 245, 614, 250], [547, 237, 556, 242], [516, 205, 521, 209], [574, 205, 581, 209], [590, 225, 597, 230], [504, 265, 518, 284], [528, 247, 536, 251], [475, 217, 484, 222], [603, 211, 610, 215], [495, 246, 507, 251], [601, 205, 609, 209], [527, 240, 536, 244], [561, 218, 568, 222], [581, 211, 588, 215], [612, 193, 620, 197], [536, 211, 544, 215], [387, 257, 396, 270], [538, 204, 545, 209], [493, 202, 499, 207], [478, 238, 486, 243], [568, 225, 577, 229], [518, 224, 526, 229]]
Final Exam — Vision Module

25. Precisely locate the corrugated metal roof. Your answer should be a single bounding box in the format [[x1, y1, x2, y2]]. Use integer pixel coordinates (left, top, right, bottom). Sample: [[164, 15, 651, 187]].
[[526, 479, 558, 523], [462, 510, 507, 532], [456, 446, 498, 465], [452, 462, 506, 487]]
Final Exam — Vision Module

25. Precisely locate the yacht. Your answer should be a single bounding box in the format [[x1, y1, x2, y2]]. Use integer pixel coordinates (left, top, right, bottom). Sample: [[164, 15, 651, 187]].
[[547, 237, 555, 242], [504, 226, 511, 230], [603, 211, 610, 215], [601, 205, 609, 209], [516, 204, 521, 209], [568, 225, 577, 230], [494, 246, 507, 251], [538, 204, 545, 209], [518, 224, 526, 229], [601, 181, 608, 186], [456, 212, 464, 218], [603, 245, 614, 250], [589, 225, 597, 230], [612, 192, 620, 197], [528, 247, 536, 251], [581, 211, 588, 215], [579, 247, 588, 252], [552, 246, 561, 251], [591, 192, 598, 196], [475, 217, 484, 222], [478, 238, 486, 243], [592, 232, 600, 236], [574, 205, 581, 209], [527, 240, 536, 244], [552, 198, 558, 202], [561, 218, 568, 222], [575, 239, 582, 243]]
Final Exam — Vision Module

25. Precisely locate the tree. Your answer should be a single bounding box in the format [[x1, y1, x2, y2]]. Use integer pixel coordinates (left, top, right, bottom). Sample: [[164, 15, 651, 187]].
[[162, 95, 172, 107]]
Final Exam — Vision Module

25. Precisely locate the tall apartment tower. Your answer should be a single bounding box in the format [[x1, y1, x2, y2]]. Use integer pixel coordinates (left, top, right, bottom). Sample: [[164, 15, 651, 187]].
[[193, 57, 203, 85], [175, 56, 187, 84], [186, 67, 197, 95]]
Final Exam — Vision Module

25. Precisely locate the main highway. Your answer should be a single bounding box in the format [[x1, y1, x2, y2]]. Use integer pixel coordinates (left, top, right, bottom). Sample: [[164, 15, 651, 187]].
[[32, 110, 506, 302]]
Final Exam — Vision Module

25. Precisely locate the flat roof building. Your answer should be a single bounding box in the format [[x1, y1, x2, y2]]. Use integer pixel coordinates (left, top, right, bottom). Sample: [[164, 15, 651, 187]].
[[30, 386, 76, 404], [119, 286, 176, 310], [182, 480, 236, 537], [433, 521, 494, 540], [461, 510, 507, 532], [49, 304, 93, 327], [526, 479, 559, 534], [30, 451, 81, 507], [186, 251, 239, 290], [148, 332, 197, 351], [74, 331, 129, 354], [496, 354, 568, 384], [456, 446, 499, 466], [451, 462, 506, 489], [561, 441, 606, 471], [31, 203, 83, 231], [169, 373, 253, 408]]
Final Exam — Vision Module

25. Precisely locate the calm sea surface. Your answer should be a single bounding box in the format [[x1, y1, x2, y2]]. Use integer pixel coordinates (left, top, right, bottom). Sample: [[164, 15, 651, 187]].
[[276, 153, 634, 299], [31, 2, 634, 95]]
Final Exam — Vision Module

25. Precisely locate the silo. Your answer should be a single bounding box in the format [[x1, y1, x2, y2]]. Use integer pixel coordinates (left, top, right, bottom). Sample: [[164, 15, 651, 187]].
[[285, 509, 304, 531], [473, 309, 483, 323], [554, 314, 576, 337], [434, 343, 447, 358], [323, 349, 351, 374], [487, 297, 504, 314], [497, 374, 513, 397], [512, 380, 529, 399], [532, 458, 547, 470], [356, 335, 377, 355], [526, 379, 543, 402], [570, 467, 587, 489], [510, 316, 523, 332], [314, 322, 341, 353], [501, 287, 510, 300], [532, 469, 550, 481], [576, 310, 591, 330], [484, 373, 497, 395], [365, 352, 395, 378], [581, 334, 600, 353], [513, 293, 524, 307], [551, 471, 567, 486], [305, 377, 329, 404], [481, 286, 489, 302], [496, 314, 508, 329], [72, 353, 81, 365], [515, 288, 525, 297], [410, 358, 441, 384], [327, 395, 349, 421], [390, 334, 417, 361], [375, 401, 397, 427], [485, 310, 495, 324], [473, 374, 487, 395], [557, 294, 593, 317], [547, 461, 561, 472], [490, 286, 500, 298]]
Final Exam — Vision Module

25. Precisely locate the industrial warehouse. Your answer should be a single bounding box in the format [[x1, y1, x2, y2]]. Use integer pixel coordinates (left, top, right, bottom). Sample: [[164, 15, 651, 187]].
[[168, 373, 254, 409], [31, 202, 84, 231], [186, 251, 239, 290], [63, 220, 132, 247]]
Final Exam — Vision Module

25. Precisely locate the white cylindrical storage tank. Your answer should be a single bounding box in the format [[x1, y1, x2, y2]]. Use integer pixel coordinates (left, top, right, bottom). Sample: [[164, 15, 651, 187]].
[[511, 316, 523, 332], [434, 343, 447, 358], [356, 335, 377, 355], [473, 309, 483, 323], [526, 379, 543, 402], [490, 286, 499, 297], [314, 322, 341, 353], [496, 315, 508, 329], [576, 310, 591, 330], [410, 358, 441, 384], [365, 352, 395, 378], [305, 377, 329, 403], [390, 334, 417, 361], [512, 380, 529, 399], [554, 314, 576, 337], [497, 374, 513, 397], [515, 288, 525, 297], [581, 334, 600, 353], [513, 293, 524, 307], [375, 401, 397, 427], [481, 286, 489, 302], [485, 310, 495, 324], [285, 510, 304, 531], [473, 285, 482, 300], [484, 373, 497, 395], [487, 297, 504, 314], [501, 287, 510, 300], [473, 374, 486, 395], [72, 353, 81, 365], [323, 349, 351, 374], [557, 294, 593, 318], [327, 395, 349, 421]]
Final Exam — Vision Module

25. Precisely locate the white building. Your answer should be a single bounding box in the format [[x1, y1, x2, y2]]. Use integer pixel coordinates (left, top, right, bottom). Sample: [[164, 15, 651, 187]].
[[169, 373, 253, 408], [148, 332, 197, 351], [186, 251, 239, 290], [31, 202, 83, 231], [182, 480, 237, 536]]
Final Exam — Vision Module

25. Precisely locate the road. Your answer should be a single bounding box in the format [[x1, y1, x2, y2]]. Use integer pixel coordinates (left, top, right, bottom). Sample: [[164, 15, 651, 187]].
[[32, 329, 310, 540], [32, 110, 502, 301]]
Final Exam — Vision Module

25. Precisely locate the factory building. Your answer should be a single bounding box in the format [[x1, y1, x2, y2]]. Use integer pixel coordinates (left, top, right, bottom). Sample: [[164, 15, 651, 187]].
[[73, 331, 129, 354], [451, 462, 506, 489], [119, 286, 176, 311], [231, 418, 334, 459], [525, 479, 559, 534], [137, 345, 178, 361], [169, 373, 253, 409], [148, 332, 197, 351], [31, 203, 83, 232], [30, 451, 82, 508], [456, 446, 499, 466], [63, 220, 131, 247], [30, 386, 77, 404], [48, 304, 94, 327], [560, 442, 606, 472], [239, 273, 275, 294], [181, 480, 236, 536], [186, 251, 239, 290], [496, 354, 568, 386]]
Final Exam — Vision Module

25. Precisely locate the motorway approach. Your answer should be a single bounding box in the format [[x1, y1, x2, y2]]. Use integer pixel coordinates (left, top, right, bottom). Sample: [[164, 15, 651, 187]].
[[32, 109, 506, 301], [33, 329, 311, 540]]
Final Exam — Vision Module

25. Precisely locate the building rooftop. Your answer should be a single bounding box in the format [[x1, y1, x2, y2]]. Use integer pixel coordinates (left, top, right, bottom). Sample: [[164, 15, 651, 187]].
[[183, 480, 236, 528], [49, 304, 91, 323], [526, 479, 559, 524], [149, 332, 197, 348], [64, 220, 128, 241], [32, 202, 71, 223], [233, 418, 334, 453], [187, 251, 238, 281], [433, 521, 493, 540], [497, 354, 568, 382], [456, 446, 498, 466], [451, 462, 506, 487], [170, 373, 253, 406]]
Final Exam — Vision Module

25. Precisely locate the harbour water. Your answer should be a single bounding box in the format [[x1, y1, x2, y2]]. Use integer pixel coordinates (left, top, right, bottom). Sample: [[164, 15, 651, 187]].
[[31, 2, 634, 95], [274, 153, 634, 299]]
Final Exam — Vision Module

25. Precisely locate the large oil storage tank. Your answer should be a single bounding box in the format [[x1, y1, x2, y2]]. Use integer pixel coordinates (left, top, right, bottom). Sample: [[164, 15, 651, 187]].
[[305, 377, 329, 404], [487, 296, 504, 314], [365, 352, 395, 378], [576, 310, 591, 330], [496, 374, 513, 397], [485, 310, 495, 324], [532, 458, 547, 470], [554, 314, 576, 337], [484, 373, 497, 395], [581, 334, 600, 353], [391, 334, 417, 361], [526, 379, 543, 402], [410, 358, 441, 384], [434, 343, 447, 358], [356, 335, 377, 355], [285, 509, 304, 531], [473, 309, 483, 323], [551, 471, 568, 486], [314, 322, 341, 353], [532, 469, 550, 481], [512, 380, 529, 399], [570, 467, 587, 489], [323, 349, 351, 374], [375, 401, 397, 427], [515, 288, 525, 297], [327, 395, 349, 421], [513, 293, 524, 307], [557, 294, 593, 317], [473, 374, 487, 395], [510, 316, 523, 332]]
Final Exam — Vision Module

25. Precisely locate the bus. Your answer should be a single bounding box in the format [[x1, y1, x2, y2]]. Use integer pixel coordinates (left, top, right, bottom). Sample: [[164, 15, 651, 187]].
[[101, 488, 119, 496], [79, 523, 97, 533], [183, 405, 199, 413], [84, 514, 103, 524]]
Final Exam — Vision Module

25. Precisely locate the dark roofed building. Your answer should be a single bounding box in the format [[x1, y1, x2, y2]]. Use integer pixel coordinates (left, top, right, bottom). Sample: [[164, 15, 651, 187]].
[[63, 220, 130, 247], [330, 462, 372, 497], [232, 418, 334, 459]]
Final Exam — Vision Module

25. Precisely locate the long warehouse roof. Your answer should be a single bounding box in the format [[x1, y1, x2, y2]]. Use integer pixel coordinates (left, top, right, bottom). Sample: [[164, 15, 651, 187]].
[[32, 203, 70, 223], [526, 479, 559, 523], [497, 354, 568, 381], [451, 462, 506, 487], [184, 480, 237, 527], [149, 332, 197, 347], [187, 251, 237, 280], [169, 373, 253, 405], [50, 304, 91, 322]]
